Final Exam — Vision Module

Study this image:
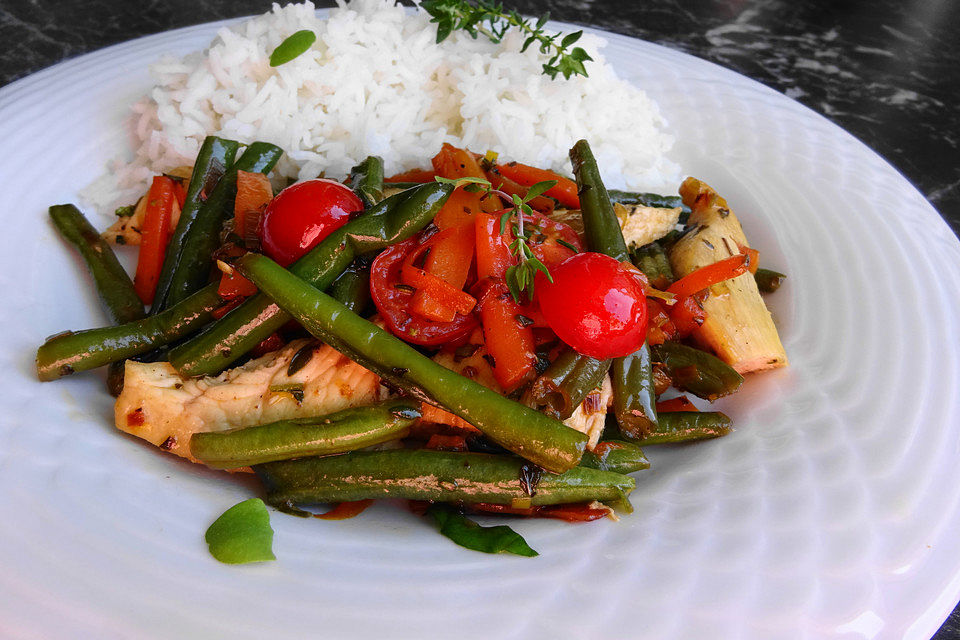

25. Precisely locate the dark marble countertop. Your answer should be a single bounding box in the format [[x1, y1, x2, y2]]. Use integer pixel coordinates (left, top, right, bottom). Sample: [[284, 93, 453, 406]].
[[1, 0, 958, 636]]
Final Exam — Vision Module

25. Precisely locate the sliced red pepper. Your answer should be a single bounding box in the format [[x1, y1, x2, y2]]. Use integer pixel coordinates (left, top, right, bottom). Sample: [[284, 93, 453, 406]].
[[133, 175, 178, 305], [250, 332, 286, 358], [424, 434, 468, 452], [370, 235, 478, 346], [401, 238, 477, 322], [432, 143, 500, 213], [644, 298, 677, 346], [494, 161, 580, 209], [476, 278, 536, 393], [475, 211, 515, 279], [467, 502, 610, 522], [668, 295, 706, 338], [483, 166, 555, 213], [234, 170, 273, 239], [409, 224, 476, 321], [384, 168, 436, 183], [218, 268, 259, 299], [313, 500, 374, 520], [656, 396, 700, 413], [666, 253, 750, 299], [737, 243, 760, 274], [434, 186, 482, 230]]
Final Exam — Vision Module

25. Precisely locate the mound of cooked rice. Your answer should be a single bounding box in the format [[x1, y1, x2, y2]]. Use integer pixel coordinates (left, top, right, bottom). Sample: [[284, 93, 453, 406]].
[[84, 0, 678, 211]]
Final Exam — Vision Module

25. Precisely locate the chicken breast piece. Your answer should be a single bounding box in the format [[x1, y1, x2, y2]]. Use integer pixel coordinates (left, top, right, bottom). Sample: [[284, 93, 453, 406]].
[[615, 203, 681, 249], [562, 375, 613, 451], [115, 338, 383, 462]]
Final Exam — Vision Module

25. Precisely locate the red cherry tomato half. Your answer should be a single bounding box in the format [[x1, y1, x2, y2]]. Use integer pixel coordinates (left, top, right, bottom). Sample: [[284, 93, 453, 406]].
[[261, 179, 363, 266], [536, 252, 648, 359], [370, 235, 479, 346]]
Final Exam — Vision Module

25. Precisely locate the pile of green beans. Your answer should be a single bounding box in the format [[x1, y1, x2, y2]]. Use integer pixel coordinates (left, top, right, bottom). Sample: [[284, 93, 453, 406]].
[[236, 252, 588, 473], [153, 140, 280, 312], [168, 182, 453, 376], [570, 139, 658, 438]]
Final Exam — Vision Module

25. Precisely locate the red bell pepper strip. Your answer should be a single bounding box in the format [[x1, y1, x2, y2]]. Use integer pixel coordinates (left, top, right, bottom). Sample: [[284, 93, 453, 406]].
[[409, 225, 476, 322], [369, 236, 479, 346], [385, 168, 437, 183], [644, 298, 676, 346], [476, 279, 536, 392], [433, 187, 481, 230], [495, 161, 580, 209], [666, 253, 750, 299], [475, 211, 515, 279], [655, 396, 700, 413], [738, 243, 760, 274], [401, 240, 477, 322], [133, 176, 178, 305], [432, 143, 500, 213], [668, 295, 706, 338], [483, 166, 555, 213]]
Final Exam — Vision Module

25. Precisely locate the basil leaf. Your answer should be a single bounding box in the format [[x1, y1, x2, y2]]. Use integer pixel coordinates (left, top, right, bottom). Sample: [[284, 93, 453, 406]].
[[269, 30, 317, 67], [205, 498, 276, 564], [427, 505, 538, 557]]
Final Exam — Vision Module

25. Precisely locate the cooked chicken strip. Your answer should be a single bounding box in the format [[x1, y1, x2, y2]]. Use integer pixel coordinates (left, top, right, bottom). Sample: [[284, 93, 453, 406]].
[[562, 375, 612, 450], [115, 338, 383, 462]]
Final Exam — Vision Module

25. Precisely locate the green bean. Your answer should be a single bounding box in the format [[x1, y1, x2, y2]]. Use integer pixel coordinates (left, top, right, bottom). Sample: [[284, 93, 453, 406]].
[[571, 139, 658, 434], [254, 450, 633, 508], [579, 440, 650, 474], [524, 348, 610, 419], [610, 345, 658, 439], [650, 342, 743, 400], [152, 136, 240, 312], [570, 139, 629, 262], [49, 204, 145, 324], [168, 183, 452, 377], [237, 253, 588, 473], [190, 399, 420, 468], [153, 141, 281, 312], [346, 156, 385, 207], [328, 257, 373, 316], [755, 267, 786, 293], [36, 283, 223, 381], [381, 181, 421, 190], [629, 411, 732, 445], [630, 241, 675, 289]]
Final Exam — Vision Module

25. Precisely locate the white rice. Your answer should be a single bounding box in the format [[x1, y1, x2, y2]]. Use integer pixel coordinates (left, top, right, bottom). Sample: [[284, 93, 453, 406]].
[[83, 0, 679, 211]]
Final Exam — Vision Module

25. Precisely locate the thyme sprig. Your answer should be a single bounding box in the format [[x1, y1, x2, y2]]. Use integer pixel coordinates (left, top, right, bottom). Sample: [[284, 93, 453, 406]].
[[434, 175, 558, 302], [420, 0, 593, 79]]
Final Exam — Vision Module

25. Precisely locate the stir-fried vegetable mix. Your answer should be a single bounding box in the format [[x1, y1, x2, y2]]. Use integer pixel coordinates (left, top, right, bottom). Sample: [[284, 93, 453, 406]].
[[39, 136, 787, 559]]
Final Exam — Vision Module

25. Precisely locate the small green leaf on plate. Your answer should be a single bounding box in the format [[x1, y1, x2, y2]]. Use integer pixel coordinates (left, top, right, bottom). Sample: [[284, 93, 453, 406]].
[[426, 505, 538, 557], [269, 30, 317, 67], [205, 498, 276, 564]]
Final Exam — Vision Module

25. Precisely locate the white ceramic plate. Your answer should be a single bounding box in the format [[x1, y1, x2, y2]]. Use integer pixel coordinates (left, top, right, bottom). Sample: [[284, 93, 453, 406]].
[[2, 14, 959, 640]]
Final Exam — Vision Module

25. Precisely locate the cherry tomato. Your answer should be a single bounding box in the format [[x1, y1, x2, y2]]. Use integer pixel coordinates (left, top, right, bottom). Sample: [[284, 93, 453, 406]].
[[536, 252, 648, 359], [260, 179, 363, 266], [370, 234, 479, 346]]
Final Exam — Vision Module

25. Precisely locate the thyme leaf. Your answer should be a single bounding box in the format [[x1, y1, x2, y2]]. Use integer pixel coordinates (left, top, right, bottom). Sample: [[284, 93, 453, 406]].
[[420, 0, 593, 79]]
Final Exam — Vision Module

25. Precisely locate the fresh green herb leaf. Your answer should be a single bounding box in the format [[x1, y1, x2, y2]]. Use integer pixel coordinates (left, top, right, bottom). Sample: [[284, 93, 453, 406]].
[[205, 498, 276, 564], [114, 204, 135, 217], [557, 238, 579, 253], [420, 0, 591, 80], [427, 505, 538, 557], [523, 179, 557, 203], [434, 175, 492, 189], [269, 30, 316, 67]]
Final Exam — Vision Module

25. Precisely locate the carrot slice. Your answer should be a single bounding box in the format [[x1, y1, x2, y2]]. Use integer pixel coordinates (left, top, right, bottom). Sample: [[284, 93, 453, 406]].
[[133, 176, 178, 305], [495, 162, 580, 209], [432, 143, 500, 213], [234, 170, 273, 239]]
